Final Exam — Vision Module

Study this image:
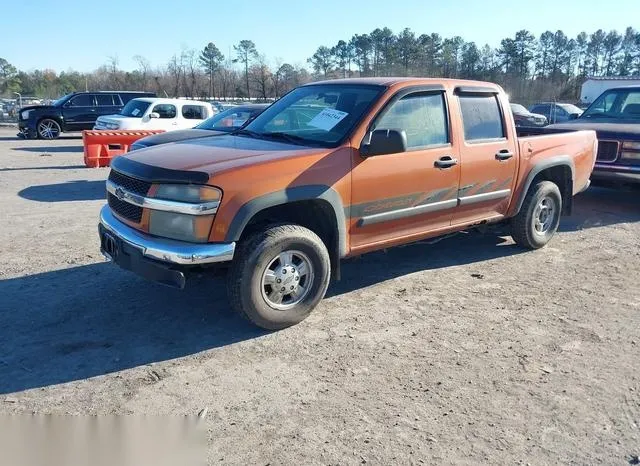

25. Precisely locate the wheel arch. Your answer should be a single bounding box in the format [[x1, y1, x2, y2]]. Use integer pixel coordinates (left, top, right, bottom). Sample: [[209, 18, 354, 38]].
[[224, 185, 348, 280], [511, 156, 575, 216]]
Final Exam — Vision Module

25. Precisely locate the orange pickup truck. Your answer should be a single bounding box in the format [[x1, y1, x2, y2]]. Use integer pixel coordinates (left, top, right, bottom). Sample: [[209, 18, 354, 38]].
[[99, 78, 597, 329]]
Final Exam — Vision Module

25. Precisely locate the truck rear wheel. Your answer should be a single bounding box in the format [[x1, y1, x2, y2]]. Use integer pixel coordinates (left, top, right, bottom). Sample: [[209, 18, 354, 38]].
[[510, 180, 562, 249], [227, 224, 331, 330]]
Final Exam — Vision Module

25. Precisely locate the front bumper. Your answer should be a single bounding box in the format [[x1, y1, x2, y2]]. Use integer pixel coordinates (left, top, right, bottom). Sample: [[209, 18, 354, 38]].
[[592, 163, 640, 183], [17, 121, 35, 138], [99, 205, 235, 288]]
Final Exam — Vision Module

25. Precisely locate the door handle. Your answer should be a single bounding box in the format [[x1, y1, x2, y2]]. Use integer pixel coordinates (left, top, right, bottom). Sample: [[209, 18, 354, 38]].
[[434, 155, 458, 169], [495, 149, 514, 161]]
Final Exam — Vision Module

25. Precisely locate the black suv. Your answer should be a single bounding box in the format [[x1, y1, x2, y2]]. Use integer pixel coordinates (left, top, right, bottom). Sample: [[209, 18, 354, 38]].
[[17, 91, 156, 139]]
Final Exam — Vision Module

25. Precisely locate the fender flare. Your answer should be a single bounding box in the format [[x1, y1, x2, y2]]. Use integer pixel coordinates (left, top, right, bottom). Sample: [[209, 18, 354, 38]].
[[224, 185, 348, 257], [512, 156, 575, 215]]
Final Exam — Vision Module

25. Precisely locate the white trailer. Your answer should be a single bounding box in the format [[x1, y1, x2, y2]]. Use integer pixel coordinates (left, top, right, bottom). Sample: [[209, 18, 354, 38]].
[[580, 77, 640, 105]]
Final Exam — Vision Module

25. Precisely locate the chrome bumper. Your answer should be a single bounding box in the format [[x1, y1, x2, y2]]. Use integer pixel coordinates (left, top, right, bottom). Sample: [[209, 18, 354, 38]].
[[99, 205, 235, 265], [593, 163, 640, 183]]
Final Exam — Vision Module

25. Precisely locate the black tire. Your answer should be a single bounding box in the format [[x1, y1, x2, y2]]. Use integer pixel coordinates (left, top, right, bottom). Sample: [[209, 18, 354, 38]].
[[510, 180, 562, 249], [37, 118, 61, 139], [227, 224, 331, 330]]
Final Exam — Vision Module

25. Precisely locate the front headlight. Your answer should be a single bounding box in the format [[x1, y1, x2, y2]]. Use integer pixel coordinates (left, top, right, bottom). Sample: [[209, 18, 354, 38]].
[[622, 141, 640, 150], [106, 122, 120, 130], [21, 110, 32, 120], [154, 184, 221, 203], [148, 184, 222, 243]]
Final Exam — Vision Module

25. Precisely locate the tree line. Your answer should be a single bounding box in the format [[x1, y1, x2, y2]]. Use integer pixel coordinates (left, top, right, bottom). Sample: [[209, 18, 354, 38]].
[[308, 26, 640, 104], [1, 26, 639, 105], [0, 41, 311, 102]]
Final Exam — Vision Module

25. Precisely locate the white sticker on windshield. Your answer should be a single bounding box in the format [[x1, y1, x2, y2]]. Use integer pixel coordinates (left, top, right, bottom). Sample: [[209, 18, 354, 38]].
[[308, 108, 349, 131], [132, 108, 140, 116]]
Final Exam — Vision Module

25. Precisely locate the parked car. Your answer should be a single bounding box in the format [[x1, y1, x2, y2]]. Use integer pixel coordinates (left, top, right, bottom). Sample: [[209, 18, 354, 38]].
[[17, 91, 156, 139], [510, 103, 547, 127], [529, 102, 583, 124], [98, 77, 596, 330], [129, 103, 269, 151], [93, 98, 214, 132], [545, 85, 640, 184]]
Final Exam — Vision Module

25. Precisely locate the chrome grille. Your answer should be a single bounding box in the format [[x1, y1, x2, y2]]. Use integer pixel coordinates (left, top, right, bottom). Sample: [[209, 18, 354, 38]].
[[108, 193, 143, 223], [107, 170, 151, 196], [596, 140, 619, 163]]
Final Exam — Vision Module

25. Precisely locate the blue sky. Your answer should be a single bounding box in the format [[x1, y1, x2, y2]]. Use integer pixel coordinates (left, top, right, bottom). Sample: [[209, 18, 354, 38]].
[[4, 0, 638, 72]]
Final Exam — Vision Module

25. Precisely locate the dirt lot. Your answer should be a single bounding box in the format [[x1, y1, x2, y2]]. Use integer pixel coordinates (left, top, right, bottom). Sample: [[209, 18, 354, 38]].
[[0, 128, 639, 464]]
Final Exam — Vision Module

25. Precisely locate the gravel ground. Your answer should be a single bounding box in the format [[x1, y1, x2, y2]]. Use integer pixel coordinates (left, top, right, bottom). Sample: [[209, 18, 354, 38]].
[[1, 128, 639, 465]]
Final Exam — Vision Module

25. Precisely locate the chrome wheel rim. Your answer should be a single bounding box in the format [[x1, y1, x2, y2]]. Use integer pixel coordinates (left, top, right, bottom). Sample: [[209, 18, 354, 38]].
[[260, 250, 314, 311], [533, 196, 556, 234], [38, 120, 60, 139]]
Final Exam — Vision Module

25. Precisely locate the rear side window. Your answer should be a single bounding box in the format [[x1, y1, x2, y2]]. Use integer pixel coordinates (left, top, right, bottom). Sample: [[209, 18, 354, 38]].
[[373, 92, 449, 148], [182, 105, 207, 120], [95, 94, 115, 106], [459, 95, 505, 141], [152, 104, 177, 119]]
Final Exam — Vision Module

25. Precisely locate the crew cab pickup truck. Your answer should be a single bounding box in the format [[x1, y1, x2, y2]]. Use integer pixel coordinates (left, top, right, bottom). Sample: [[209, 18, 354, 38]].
[[98, 78, 596, 330]]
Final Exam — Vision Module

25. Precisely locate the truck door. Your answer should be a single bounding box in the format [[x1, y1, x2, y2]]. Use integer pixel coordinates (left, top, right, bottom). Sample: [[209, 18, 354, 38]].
[[350, 87, 460, 251], [451, 88, 517, 225]]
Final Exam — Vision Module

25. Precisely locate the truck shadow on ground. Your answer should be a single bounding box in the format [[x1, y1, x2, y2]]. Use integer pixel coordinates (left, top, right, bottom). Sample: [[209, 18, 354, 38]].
[[0, 231, 524, 395], [0, 264, 265, 394], [12, 145, 84, 153], [18, 180, 106, 202]]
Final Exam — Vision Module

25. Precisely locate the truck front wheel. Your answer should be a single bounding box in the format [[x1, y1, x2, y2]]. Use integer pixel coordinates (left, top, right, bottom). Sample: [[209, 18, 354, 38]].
[[227, 224, 331, 330], [510, 180, 562, 249]]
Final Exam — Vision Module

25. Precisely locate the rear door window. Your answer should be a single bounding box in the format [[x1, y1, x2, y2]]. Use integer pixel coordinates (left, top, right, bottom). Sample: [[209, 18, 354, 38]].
[[68, 94, 95, 107], [95, 94, 115, 106], [459, 95, 505, 142], [182, 105, 208, 120]]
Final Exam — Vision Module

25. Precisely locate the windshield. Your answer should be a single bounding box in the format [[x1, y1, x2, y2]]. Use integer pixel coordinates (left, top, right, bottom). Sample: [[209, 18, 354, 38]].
[[53, 94, 73, 106], [558, 103, 583, 115], [120, 100, 151, 117], [510, 104, 528, 113], [242, 84, 383, 146], [582, 89, 640, 119], [195, 106, 264, 131]]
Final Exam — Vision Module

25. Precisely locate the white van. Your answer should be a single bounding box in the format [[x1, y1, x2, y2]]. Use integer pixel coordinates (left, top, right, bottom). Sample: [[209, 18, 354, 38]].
[[94, 98, 214, 131]]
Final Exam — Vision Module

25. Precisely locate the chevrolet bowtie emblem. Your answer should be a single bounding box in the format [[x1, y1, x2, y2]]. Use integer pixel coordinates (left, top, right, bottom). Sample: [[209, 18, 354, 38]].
[[114, 186, 126, 201]]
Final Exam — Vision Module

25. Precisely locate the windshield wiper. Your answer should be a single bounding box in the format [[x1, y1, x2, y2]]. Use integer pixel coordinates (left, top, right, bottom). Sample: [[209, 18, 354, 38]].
[[261, 132, 312, 145], [232, 129, 265, 138]]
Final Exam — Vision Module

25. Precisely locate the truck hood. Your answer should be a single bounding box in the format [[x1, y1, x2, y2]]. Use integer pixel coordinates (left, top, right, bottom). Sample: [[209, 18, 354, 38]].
[[121, 134, 329, 178], [548, 119, 640, 140], [134, 129, 227, 148], [20, 105, 56, 112]]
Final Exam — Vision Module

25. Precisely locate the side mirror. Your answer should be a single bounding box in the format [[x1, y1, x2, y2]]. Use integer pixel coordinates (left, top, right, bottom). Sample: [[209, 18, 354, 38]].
[[569, 113, 580, 120], [148, 112, 160, 119], [361, 129, 408, 157]]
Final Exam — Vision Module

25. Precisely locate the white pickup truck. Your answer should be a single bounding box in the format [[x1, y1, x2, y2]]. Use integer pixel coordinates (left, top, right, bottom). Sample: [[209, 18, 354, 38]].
[[94, 98, 214, 131]]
